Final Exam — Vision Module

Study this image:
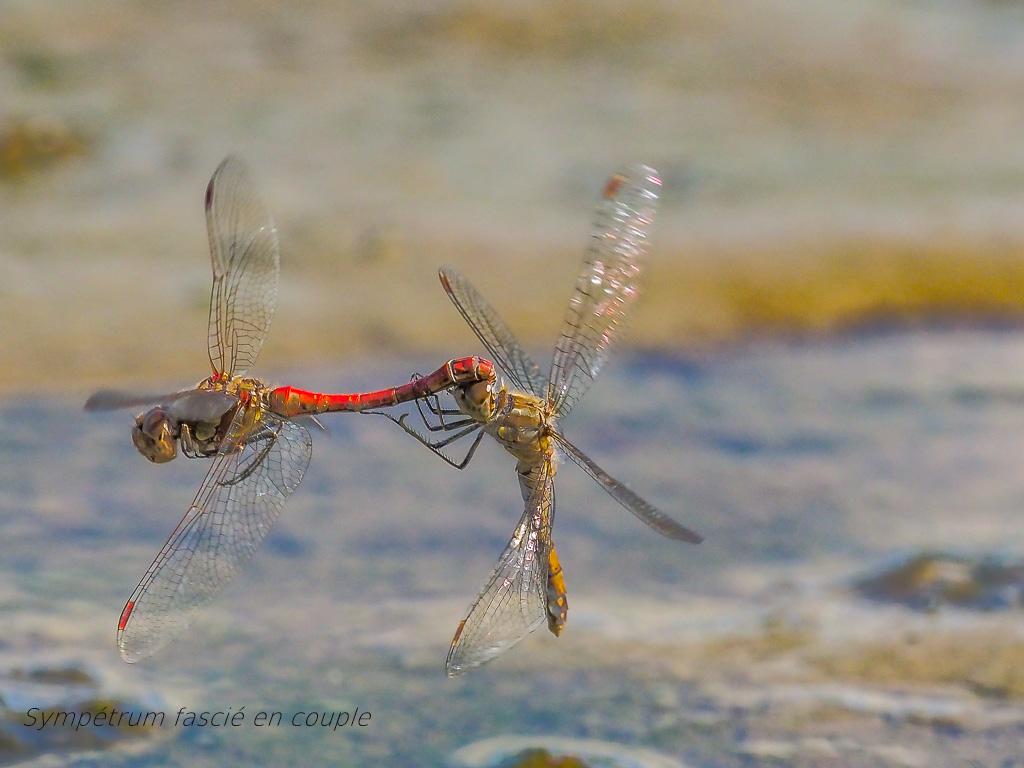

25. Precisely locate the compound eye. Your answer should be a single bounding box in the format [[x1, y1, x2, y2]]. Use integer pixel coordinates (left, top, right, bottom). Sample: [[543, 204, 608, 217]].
[[141, 408, 169, 438], [466, 381, 489, 404], [132, 408, 178, 463]]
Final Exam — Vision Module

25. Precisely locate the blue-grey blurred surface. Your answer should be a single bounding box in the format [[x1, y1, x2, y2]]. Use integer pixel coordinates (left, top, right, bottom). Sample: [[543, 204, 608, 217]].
[[2, 334, 1024, 765]]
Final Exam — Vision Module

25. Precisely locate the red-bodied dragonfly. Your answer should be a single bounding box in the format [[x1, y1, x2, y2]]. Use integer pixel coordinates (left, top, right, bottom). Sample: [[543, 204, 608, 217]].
[[374, 164, 703, 675], [86, 155, 494, 663]]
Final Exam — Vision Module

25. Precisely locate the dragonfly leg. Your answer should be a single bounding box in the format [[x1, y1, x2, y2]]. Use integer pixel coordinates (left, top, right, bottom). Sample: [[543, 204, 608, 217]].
[[414, 385, 464, 426], [408, 373, 447, 422], [398, 372, 464, 429], [449, 429, 485, 469], [420, 394, 463, 417], [414, 427, 483, 469], [179, 423, 199, 458], [365, 410, 483, 469], [400, 414, 479, 449], [414, 396, 475, 432], [220, 424, 278, 487]]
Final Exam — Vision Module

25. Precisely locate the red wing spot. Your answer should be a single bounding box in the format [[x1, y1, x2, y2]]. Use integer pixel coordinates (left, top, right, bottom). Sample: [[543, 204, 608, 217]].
[[602, 174, 625, 200], [118, 601, 135, 631], [451, 619, 466, 646], [205, 178, 215, 210]]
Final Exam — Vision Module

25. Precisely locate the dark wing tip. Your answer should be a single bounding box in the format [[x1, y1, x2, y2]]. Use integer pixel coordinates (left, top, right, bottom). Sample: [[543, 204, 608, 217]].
[[438, 266, 457, 294], [84, 388, 183, 412], [656, 515, 703, 544], [84, 390, 128, 412], [207, 154, 248, 209], [677, 527, 704, 545]]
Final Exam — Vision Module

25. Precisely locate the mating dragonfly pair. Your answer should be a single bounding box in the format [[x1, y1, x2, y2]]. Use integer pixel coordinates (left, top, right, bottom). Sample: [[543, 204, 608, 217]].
[[87, 156, 703, 675]]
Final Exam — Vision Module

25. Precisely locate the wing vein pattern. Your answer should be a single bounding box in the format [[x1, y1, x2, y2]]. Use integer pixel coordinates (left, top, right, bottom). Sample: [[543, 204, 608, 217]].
[[547, 164, 661, 418], [118, 406, 311, 662], [439, 267, 545, 398], [446, 460, 555, 676], [206, 155, 280, 378], [551, 430, 702, 544]]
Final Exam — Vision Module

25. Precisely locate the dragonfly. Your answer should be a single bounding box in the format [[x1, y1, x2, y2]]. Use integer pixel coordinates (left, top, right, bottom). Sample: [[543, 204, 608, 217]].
[[374, 164, 704, 675], [85, 155, 495, 663]]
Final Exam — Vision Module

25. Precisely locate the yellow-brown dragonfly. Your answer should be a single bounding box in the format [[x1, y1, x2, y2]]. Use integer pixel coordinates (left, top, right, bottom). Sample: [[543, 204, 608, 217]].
[[374, 164, 703, 675]]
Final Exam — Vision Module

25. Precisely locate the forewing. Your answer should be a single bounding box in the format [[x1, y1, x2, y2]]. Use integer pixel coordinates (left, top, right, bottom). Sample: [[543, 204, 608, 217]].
[[551, 430, 702, 544], [547, 165, 661, 418], [117, 407, 312, 662], [206, 155, 280, 378], [84, 387, 194, 412], [446, 462, 555, 676], [439, 267, 545, 397]]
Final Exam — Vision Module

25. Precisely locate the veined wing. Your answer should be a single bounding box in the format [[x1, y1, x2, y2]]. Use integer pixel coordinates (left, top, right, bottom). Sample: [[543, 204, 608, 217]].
[[439, 267, 545, 398], [446, 461, 555, 676], [206, 155, 280, 378], [551, 430, 702, 544], [117, 406, 312, 662], [547, 165, 661, 418]]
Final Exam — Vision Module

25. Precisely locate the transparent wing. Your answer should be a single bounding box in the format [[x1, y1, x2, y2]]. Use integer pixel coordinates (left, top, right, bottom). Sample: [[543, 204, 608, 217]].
[[439, 267, 545, 397], [206, 155, 280, 378], [551, 430, 702, 544], [446, 461, 555, 676], [547, 164, 661, 418], [84, 387, 194, 412], [117, 406, 312, 662]]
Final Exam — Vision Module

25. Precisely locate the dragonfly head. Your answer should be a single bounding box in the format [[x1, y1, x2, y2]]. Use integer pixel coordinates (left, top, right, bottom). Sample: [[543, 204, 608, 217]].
[[452, 379, 494, 423], [132, 407, 179, 463]]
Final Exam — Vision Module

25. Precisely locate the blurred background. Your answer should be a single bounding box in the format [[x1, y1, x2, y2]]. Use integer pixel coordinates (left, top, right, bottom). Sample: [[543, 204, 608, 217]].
[[5, 1, 1024, 766], [7, 0, 1024, 394]]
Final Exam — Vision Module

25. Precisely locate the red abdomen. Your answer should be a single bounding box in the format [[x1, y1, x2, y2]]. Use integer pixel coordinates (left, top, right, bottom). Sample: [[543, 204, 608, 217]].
[[267, 356, 495, 417]]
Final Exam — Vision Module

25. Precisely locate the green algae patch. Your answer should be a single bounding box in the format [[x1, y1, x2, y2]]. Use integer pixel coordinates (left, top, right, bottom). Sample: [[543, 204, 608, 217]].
[[12, 232, 1024, 399], [499, 749, 591, 768], [0, 663, 164, 768], [632, 238, 1024, 350], [812, 631, 1024, 700], [75, 698, 164, 732], [360, 0, 672, 63], [0, 728, 25, 758], [0, 117, 88, 182], [855, 552, 1024, 611], [698, 614, 817, 666], [8, 667, 97, 687]]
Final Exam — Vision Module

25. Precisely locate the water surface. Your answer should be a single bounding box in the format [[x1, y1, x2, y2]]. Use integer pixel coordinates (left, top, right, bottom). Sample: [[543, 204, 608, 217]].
[[2, 330, 1024, 766]]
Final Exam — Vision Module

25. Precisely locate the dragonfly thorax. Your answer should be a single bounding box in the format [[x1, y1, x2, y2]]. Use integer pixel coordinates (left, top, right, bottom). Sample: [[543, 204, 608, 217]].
[[485, 389, 554, 467]]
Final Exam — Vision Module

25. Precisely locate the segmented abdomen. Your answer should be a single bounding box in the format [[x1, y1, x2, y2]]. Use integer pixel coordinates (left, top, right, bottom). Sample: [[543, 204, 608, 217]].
[[546, 543, 568, 636]]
